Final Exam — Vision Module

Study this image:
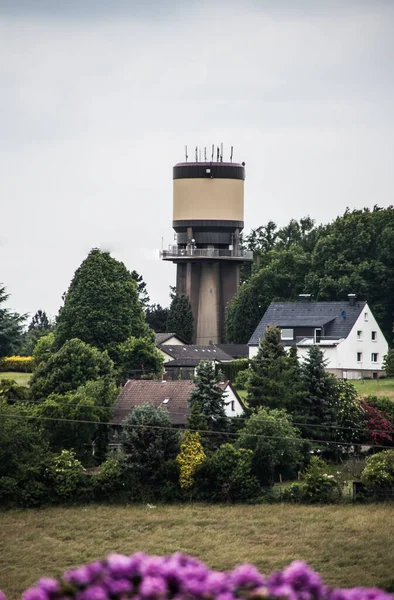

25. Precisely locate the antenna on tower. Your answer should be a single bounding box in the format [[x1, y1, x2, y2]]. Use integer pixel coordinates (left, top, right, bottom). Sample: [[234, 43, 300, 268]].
[[230, 146, 233, 162], [220, 142, 223, 162], [211, 145, 214, 161], [185, 145, 188, 162], [216, 146, 220, 161], [195, 146, 198, 162], [204, 147, 207, 161], [199, 148, 201, 162]]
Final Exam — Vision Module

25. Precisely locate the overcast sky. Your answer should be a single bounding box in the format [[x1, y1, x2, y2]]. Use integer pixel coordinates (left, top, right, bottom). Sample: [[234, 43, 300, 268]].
[[1, 0, 394, 321]]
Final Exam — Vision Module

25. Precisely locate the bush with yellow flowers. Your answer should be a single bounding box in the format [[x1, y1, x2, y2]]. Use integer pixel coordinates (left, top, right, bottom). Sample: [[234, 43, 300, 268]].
[[176, 430, 206, 489]]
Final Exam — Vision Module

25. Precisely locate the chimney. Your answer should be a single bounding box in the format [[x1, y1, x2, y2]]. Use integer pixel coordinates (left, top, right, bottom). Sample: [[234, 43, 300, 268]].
[[348, 293, 356, 307], [298, 294, 312, 303]]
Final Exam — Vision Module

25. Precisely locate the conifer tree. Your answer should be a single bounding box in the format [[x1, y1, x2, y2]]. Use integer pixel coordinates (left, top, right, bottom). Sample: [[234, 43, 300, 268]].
[[189, 361, 228, 446], [167, 295, 194, 343], [247, 326, 301, 411]]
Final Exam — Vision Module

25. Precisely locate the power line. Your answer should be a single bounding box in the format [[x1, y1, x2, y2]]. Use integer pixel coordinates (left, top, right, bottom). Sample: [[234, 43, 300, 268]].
[[1, 412, 393, 450]]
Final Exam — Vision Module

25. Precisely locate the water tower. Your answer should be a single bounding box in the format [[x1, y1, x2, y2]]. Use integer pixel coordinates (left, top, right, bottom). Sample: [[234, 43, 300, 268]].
[[161, 146, 253, 345]]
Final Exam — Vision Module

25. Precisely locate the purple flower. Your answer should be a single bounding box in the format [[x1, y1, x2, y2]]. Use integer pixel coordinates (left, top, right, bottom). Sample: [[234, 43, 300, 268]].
[[77, 584, 108, 600], [140, 576, 167, 599], [0, 591, 6, 600], [64, 566, 93, 587], [230, 564, 265, 590], [21, 589, 49, 600], [36, 578, 60, 597], [105, 578, 133, 596]]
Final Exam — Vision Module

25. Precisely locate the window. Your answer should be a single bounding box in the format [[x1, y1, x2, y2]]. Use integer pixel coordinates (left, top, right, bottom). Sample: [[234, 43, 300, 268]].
[[231, 401, 235, 412], [163, 398, 170, 404], [371, 331, 377, 341], [357, 330, 362, 340], [357, 352, 362, 362], [314, 328, 322, 343], [371, 353, 378, 363], [364, 312, 368, 321], [281, 328, 294, 341]]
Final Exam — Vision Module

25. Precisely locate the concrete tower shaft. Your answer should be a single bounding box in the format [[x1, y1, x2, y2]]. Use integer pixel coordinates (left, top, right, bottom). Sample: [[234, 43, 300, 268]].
[[161, 159, 252, 344]]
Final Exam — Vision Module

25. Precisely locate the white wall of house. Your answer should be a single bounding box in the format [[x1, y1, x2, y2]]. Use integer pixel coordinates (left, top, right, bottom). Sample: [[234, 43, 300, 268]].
[[223, 384, 245, 417], [159, 348, 174, 362]]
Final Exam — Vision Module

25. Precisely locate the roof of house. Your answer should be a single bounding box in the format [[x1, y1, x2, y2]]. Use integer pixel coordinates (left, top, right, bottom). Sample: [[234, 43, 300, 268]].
[[162, 344, 234, 366], [248, 300, 368, 345], [216, 344, 249, 359], [112, 379, 243, 426], [155, 332, 187, 345], [112, 379, 195, 426]]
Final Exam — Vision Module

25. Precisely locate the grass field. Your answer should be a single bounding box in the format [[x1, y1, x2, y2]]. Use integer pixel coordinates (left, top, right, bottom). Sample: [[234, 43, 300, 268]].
[[1, 504, 394, 598], [0, 372, 31, 387], [352, 378, 394, 400]]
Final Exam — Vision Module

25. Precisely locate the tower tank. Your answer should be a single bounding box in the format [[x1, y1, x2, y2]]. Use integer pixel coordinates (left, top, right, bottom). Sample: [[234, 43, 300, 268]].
[[161, 152, 252, 344]]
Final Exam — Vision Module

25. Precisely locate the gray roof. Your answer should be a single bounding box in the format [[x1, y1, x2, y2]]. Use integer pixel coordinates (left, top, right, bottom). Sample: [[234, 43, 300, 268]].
[[155, 333, 187, 345], [216, 344, 249, 359], [162, 344, 234, 366], [248, 300, 367, 345]]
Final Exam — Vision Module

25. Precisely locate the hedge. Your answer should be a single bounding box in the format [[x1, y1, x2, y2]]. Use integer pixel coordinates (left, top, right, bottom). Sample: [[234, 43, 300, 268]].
[[216, 358, 249, 382], [0, 356, 34, 372]]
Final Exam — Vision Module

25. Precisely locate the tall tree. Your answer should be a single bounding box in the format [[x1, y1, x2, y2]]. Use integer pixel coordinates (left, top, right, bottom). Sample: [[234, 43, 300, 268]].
[[145, 304, 169, 333], [189, 361, 228, 443], [167, 294, 194, 343], [131, 270, 150, 309], [117, 336, 164, 381], [247, 326, 302, 412], [0, 285, 25, 358], [54, 249, 150, 361], [20, 310, 54, 356]]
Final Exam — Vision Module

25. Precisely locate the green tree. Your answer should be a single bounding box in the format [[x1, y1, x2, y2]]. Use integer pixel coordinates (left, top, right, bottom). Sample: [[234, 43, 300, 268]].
[[189, 361, 228, 443], [121, 404, 180, 488], [176, 431, 206, 490], [0, 378, 28, 404], [54, 249, 150, 361], [383, 349, 394, 377], [29, 338, 115, 401], [167, 294, 194, 343], [237, 407, 304, 485], [146, 304, 169, 333], [361, 450, 394, 490], [0, 285, 25, 358], [131, 270, 150, 309], [32, 332, 55, 368], [0, 401, 51, 506], [20, 310, 54, 356], [225, 248, 311, 343], [297, 346, 338, 442], [247, 326, 302, 412], [117, 336, 163, 381]]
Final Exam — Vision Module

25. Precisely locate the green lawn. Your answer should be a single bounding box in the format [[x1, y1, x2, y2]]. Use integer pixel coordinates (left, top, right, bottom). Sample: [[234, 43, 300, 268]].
[[351, 378, 394, 400], [0, 371, 31, 387], [1, 504, 394, 599]]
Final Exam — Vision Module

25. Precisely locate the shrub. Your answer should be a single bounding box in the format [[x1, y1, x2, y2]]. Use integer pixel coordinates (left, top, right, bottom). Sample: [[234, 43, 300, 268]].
[[0, 355, 33, 372], [47, 449, 89, 502], [216, 358, 249, 382], [383, 349, 394, 377], [93, 458, 126, 502], [234, 369, 249, 390], [301, 456, 340, 503], [194, 443, 260, 502], [0, 378, 28, 403], [176, 431, 206, 490], [361, 450, 394, 490]]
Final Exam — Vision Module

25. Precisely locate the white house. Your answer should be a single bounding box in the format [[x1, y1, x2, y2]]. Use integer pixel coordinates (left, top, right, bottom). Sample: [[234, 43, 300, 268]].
[[248, 295, 388, 380]]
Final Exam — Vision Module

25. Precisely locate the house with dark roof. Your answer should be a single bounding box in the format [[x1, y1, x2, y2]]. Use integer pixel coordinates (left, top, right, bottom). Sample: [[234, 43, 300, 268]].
[[159, 344, 234, 380], [216, 344, 249, 359], [109, 378, 245, 452], [248, 295, 388, 380], [155, 333, 187, 346]]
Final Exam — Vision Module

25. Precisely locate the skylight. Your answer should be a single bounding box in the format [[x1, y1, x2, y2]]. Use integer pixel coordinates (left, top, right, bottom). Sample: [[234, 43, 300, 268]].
[[163, 398, 170, 404]]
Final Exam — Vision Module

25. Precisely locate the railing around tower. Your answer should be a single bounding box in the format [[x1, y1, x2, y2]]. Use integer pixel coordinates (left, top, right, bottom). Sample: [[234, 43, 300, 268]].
[[160, 246, 253, 260]]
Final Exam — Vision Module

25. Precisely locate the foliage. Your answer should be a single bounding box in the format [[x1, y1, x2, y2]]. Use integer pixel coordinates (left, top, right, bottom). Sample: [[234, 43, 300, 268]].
[[29, 338, 115, 401], [361, 401, 394, 446], [167, 294, 194, 344], [47, 449, 88, 502], [247, 326, 303, 412], [33, 380, 115, 463], [117, 336, 163, 381], [361, 450, 394, 490], [0, 378, 28, 403], [329, 379, 365, 445], [301, 457, 340, 503], [234, 368, 250, 390], [0, 285, 25, 358], [54, 248, 150, 362], [33, 332, 55, 368], [0, 401, 51, 506], [0, 355, 33, 372], [176, 431, 206, 489], [383, 350, 394, 377], [145, 304, 170, 333], [189, 361, 228, 446], [122, 404, 180, 488], [19, 310, 54, 356], [131, 270, 150, 309], [225, 248, 311, 343], [93, 458, 126, 501], [215, 358, 249, 382], [364, 395, 394, 427], [194, 443, 260, 502], [237, 407, 304, 485]]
